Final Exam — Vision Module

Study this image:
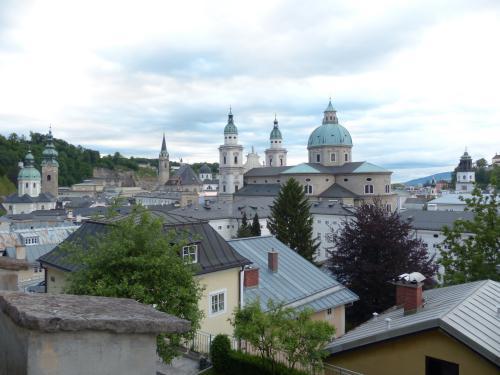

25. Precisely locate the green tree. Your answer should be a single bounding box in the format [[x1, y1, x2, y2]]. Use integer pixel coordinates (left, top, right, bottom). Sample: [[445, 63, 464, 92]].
[[251, 213, 261, 236], [476, 158, 488, 168], [267, 178, 318, 261], [237, 212, 253, 238], [63, 208, 203, 363], [439, 187, 500, 285], [280, 309, 334, 371]]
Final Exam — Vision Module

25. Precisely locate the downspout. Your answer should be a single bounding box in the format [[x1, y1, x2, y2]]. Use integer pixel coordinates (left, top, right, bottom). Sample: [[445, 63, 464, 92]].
[[239, 266, 245, 308]]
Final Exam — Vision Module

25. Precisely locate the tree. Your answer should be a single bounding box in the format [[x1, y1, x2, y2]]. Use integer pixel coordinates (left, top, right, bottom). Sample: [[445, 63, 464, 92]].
[[267, 178, 318, 261], [476, 158, 488, 168], [63, 208, 203, 363], [237, 212, 253, 238], [251, 213, 261, 236], [232, 300, 334, 372], [439, 187, 499, 285], [328, 203, 438, 324], [280, 308, 334, 371]]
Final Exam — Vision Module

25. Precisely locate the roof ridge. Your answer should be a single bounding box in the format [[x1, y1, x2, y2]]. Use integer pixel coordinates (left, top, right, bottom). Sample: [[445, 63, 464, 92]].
[[437, 280, 490, 320], [228, 235, 274, 242]]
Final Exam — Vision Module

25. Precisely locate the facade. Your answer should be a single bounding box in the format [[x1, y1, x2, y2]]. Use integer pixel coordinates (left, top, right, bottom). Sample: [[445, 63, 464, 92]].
[[229, 236, 358, 337], [2, 132, 58, 215], [326, 279, 499, 375], [265, 116, 287, 167], [455, 150, 475, 193], [38, 209, 251, 336], [158, 133, 170, 186], [218, 109, 245, 200]]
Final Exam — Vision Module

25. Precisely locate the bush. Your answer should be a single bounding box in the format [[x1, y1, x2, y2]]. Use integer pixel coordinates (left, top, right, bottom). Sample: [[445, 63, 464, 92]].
[[222, 350, 308, 375], [210, 335, 231, 373]]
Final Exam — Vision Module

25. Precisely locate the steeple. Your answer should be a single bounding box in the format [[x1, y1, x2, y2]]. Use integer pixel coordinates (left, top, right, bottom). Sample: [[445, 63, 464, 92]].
[[224, 107, 238, 135], [160, 133, 169, 158], [41, 127, 59, 197], [323, 98, 338, 125], [270, 115, 282, 140], [42, 127, 59, 167]]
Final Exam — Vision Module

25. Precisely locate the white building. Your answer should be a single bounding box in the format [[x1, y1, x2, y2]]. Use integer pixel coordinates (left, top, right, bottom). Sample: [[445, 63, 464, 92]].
[[455, 150, 475, 193], [265, 116, 287, 167]]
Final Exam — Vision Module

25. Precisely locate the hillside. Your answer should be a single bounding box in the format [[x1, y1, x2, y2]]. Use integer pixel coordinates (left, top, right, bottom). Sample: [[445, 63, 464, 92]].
[[404, 171, 452, 186], [0, 132, 157, 189]]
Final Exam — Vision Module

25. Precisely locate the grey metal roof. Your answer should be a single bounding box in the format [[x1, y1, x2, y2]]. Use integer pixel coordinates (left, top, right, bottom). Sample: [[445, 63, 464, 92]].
[[326, 280, 500, 366], [4, 192, 56, 204], [309, 201, 355, 216], [400, 209, 475, 231], [228, 236, 358, 313], [318, 183, 360, 199], [234, 184, 281, 197], [404, 197, 428, 204], [167, 164, 202, 186], [39, 208, 250, 275], [245, 166, 290, 177], [171, 197, 275, 220]]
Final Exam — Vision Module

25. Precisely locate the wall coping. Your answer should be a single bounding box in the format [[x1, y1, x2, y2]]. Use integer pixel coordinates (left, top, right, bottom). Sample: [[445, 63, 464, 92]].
[[0, 257, 30, 271], [0, 292, 190, 334]]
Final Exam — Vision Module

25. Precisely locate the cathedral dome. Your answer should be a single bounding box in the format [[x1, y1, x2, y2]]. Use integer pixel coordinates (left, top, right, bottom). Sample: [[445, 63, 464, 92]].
[[18, 167, 41, 180], [307, 123, 352, 148], [270, 117, 282, 140]]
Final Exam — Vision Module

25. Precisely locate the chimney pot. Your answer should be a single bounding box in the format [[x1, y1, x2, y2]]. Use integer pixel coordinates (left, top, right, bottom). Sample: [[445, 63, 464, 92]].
[[268, 249, 278, 272], [372, 312, 379, 321], [385, 318, 391, 330]]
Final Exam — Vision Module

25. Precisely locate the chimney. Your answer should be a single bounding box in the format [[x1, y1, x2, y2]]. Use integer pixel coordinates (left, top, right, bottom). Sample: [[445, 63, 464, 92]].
[[244, 267, 259, 288], [268, 250, 278, 273], [394, 272, 425, 315], [385, 318, 392, 330]]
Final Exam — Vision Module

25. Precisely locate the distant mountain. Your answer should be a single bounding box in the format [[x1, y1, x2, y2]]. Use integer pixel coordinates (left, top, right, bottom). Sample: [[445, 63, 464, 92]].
[[404, 171, 453, 186]]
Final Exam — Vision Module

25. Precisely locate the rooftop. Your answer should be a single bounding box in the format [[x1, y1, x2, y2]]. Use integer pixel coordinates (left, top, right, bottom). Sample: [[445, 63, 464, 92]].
[[326, 280, 500, 367], [229, 236, 358, 312], [0, 291, 189, 334], [400, 209, 475, 231]]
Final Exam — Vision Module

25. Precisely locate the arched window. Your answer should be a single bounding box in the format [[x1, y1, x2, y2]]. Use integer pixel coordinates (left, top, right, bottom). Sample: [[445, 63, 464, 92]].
[[304, 185, 313, 195], [234, 156, 238, 164], [316, 154, 320, 163], [47, 175, 51, 181], [364, 185, 374, 194], [25, 182, 28, 188], [223, 156, 227, 164], [280, 158, 283, 166], [344, 153, 349, 162], [33, 183, 36, 188]]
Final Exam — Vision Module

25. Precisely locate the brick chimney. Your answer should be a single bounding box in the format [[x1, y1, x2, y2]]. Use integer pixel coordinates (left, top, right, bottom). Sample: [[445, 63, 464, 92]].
[[268, 250, 278, 272], [244, 267, 259, 288], [394, 273, 425, 315]]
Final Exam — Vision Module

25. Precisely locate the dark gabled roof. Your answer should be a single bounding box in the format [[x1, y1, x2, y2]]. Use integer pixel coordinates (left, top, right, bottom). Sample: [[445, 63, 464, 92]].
[[39, 208, 250, 275], [309, 201, 356, 215], [4, 192, 56, 204], [318, 183, 360, 198], [167, 164, 202, 186], [199, 164, 212, 174], [400, 209, 475, 231], [245, 166, 290, 177], [234, 184, 281, 197]]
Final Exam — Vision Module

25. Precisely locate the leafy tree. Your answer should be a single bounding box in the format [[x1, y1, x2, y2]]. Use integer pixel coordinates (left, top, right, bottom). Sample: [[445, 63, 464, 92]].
[[237, 212, 253, 238], [280, 309, 334, 371], [232, 300, 334, 372], [476, 158, 488, 168], [439, 187, 499, 285], [63, 208, 203, 363], [267, 178, 318, 261], [251, 213, 261, 236], [328, 203, 438, 324]]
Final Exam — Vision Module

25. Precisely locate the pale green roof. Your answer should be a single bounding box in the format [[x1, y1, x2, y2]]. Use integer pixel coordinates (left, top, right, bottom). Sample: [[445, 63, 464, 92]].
[[308, 123, 352, 148], [281, 163, 322, 174], [353, 162, 389, 173], [18, 167, 41, 180]]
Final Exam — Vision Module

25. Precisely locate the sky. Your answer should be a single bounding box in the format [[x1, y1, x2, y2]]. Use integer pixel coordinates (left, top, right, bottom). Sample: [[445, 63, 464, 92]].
[[0, 0, 499, 182]]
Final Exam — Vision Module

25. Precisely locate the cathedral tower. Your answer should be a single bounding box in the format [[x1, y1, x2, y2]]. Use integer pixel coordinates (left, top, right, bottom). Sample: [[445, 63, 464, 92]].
[[265, 115, 287, 167], [41, 128, 59, 197], [18, 150, 41, 197], [218, 108, 244, 200], [158, 133, 170, 185], [455, 149, 475, 193]]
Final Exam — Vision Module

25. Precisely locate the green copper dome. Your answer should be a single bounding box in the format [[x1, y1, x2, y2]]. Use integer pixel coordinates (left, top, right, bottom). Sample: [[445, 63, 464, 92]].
[[18, 167, 41, 180], [308, 123, 352, 148], [42, 129, 59, 166], [270, 117, 282, 140], [224, 108, 238, 135]]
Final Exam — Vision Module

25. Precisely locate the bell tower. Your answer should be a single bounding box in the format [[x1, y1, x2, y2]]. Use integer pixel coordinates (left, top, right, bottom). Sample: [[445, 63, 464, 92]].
[[41, 128, 59, 197], [158, 133, 170, 185], [265, 115, 287, 167]]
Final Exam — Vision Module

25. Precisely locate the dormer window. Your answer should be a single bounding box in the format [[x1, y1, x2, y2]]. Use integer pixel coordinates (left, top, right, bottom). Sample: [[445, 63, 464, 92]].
[[24, 236, 39, 246], [182, 244, 198, 264]]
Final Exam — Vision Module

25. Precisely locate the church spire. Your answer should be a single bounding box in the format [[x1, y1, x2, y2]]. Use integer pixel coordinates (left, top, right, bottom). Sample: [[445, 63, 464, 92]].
[[160, 133, 169, 158], [323, 98, 338, 124]]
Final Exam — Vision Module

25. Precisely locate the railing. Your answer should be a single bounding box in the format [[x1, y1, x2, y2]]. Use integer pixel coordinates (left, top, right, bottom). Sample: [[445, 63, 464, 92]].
[[188, 331, 238, 355], [323, 363, 363, 375]]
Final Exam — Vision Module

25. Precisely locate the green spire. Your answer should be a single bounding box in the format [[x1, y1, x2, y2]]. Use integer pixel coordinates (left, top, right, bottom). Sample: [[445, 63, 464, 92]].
[[42, 127, 59, 166], [224, 107, 238, 135], [270, 114, 282, 140]]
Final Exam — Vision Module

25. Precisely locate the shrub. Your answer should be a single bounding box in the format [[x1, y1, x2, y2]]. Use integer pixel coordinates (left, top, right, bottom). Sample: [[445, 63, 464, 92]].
[[223, 350, 308, 375], [210, 334, 231, 373]]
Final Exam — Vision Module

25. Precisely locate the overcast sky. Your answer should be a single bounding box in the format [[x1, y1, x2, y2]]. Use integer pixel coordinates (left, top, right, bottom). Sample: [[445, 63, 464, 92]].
[[0, 0, 499, 182]]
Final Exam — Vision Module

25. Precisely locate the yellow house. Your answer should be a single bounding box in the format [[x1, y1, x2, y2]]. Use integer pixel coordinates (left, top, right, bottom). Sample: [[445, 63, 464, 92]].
[[325, 279, 499, 375], [38, 209, 251, 336], [228, 236, 358, 337]]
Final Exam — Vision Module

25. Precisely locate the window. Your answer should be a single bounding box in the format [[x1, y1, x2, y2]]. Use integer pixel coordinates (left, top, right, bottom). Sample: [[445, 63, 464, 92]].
[[316, 154, 320, 162], [50, 276, 55, 282], [386, 204, 392, 212], [385, 184, 390, 193], [235, 185, 239, 192], [344, 178, 348, 182], [280, 158, 283, 166], [269, 158, 272, 165], [327, 308, 332, 315], [366, 177, 372, 181], [217, 226, 222, 230], [33, 182, 36, 188], [182, 245, 198, 264], [344, 153, 348, 162], [209, 289, 226, 315], [433, 234, 439, 238], [223, 156, 226, 164], [330, 153, 336, 162], [25, 182, 28, 188], [364, 184, 374, 194], [234, 156, 238, 164], [223, 185, 226, 193], [304, 185, 313, 195], [47, 175, 51, 181], [425, 356, 458, 375]]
